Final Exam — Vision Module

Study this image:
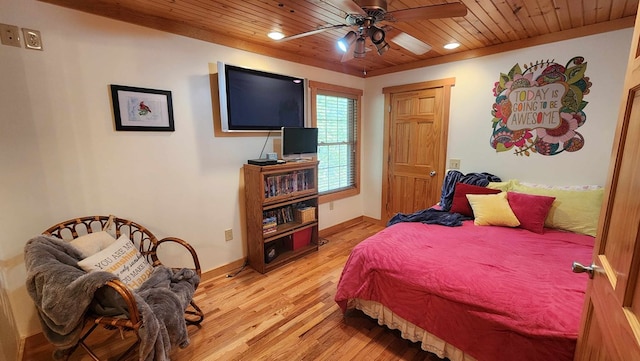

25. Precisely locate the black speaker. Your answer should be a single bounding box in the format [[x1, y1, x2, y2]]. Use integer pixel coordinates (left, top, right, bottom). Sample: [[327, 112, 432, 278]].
[[265, 246, 277, 263]]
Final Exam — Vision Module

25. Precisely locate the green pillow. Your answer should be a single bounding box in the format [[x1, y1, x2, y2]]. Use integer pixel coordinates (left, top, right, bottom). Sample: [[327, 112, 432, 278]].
[[511, 183, 603, 236], [487, 179, 518, 192]]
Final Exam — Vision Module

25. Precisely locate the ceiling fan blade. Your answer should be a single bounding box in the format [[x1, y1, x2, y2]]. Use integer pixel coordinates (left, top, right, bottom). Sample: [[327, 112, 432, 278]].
[[387, 2, 468, 22], [389, 32, 432, 55], [322, 0, 367, 16], [278, 24, 348, 42]]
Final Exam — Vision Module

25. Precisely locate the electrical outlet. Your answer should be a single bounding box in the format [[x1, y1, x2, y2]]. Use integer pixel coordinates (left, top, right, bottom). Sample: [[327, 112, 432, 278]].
[[449, 159, 461, 170], [0, 23, 21, 47], [22, 28, 42, 50], [224, 229, 233, 241]]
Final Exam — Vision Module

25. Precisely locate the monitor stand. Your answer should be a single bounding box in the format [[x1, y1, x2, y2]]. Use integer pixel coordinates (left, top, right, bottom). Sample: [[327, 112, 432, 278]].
[[283, 154, 313, 162]]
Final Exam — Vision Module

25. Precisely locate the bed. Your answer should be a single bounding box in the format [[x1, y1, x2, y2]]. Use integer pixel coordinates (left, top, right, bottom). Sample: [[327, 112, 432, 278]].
[[335, 178, 602, 361]]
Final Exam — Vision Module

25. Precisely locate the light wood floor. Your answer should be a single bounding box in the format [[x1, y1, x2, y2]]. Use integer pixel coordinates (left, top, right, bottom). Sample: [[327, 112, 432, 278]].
[[23, 221, 447, 361]]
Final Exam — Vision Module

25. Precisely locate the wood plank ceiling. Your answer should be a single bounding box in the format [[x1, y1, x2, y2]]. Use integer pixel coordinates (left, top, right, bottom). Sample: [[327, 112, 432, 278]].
[[38, 0, 637, 77]]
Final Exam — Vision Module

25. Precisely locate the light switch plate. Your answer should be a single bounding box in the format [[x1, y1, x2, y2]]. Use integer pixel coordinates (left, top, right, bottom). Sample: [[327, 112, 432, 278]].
[[0, 23, 21, 47], [22, 28, 43, 50]]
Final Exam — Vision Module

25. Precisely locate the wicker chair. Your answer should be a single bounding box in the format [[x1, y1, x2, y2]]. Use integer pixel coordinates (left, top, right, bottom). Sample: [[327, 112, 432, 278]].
[[42, 215, 204, 361]]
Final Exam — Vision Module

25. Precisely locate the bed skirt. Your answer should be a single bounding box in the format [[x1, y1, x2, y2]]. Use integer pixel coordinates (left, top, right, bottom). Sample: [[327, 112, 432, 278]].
[[347, 298, 477, 361]]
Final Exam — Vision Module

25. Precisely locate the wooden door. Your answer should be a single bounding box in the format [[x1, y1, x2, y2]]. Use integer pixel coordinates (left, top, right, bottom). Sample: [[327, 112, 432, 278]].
[[573, 6, 640, 360], [381, 79, 454, 222]]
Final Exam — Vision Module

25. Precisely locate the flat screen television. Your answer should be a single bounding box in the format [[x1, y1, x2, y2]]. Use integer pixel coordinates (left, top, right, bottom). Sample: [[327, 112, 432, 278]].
[[217, 62, 307, 132], [281, 127, 318, 159]]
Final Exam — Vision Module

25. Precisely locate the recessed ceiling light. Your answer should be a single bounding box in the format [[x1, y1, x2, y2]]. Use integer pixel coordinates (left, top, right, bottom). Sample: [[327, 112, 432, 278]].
[[268, 31, 285, 40], [444, 42, 460, 50]]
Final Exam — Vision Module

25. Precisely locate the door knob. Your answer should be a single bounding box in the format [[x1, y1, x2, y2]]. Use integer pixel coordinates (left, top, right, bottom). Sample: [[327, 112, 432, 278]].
[[429, 171, 437, 177], [572, 261, 595, 279]]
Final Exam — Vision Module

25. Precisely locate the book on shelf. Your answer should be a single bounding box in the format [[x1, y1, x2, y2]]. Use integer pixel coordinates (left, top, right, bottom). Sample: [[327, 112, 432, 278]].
[[263, 206, 295, 225], [263, 170, 313, 198], [263, 226, 277, 234], [263, 216, 277, 234]]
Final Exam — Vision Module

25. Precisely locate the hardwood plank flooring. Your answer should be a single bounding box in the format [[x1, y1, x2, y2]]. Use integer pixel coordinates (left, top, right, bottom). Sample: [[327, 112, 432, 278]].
[[23, 221, 447, 361]]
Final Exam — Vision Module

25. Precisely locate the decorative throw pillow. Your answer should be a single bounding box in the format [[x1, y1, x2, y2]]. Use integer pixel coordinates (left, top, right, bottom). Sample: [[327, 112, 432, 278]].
[[518, 181, 602, 191], [487, 179, 519, 192], [511, 183, 604, 236], [450, 183, 501, 217], [77, 235, 154, 290], [466, 192, 520, 227], [507, 191, 556, 234], [70, 231, 117, 258]]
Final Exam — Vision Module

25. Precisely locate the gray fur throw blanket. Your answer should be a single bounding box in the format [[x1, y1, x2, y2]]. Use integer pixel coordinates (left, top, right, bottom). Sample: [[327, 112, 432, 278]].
[[24, 235, 200, 361]]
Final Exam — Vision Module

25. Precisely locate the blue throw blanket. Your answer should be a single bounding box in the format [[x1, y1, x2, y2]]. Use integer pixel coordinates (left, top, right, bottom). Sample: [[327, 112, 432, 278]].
[[439, 170, 501, 211], [387, 170, 502, 227], [387, 208, 470, 227]]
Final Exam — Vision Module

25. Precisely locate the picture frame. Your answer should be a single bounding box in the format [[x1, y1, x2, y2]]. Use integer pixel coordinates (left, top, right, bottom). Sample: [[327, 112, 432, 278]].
[[110, 84, 175, 131]]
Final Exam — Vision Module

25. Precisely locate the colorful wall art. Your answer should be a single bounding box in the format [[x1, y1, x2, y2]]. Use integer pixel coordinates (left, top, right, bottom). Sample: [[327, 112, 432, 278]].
[[490, 57, 591, 156]]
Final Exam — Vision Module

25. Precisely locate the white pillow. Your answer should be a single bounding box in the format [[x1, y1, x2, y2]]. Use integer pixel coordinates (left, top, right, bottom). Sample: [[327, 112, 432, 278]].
[[70, 231, 117, 258], [519, 181, 603, 191], [77, 235, 154, 290]]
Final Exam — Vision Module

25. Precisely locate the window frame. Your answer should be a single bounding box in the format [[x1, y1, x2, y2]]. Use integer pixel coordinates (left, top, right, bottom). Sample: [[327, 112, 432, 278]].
[[309, 81, 363, 204]]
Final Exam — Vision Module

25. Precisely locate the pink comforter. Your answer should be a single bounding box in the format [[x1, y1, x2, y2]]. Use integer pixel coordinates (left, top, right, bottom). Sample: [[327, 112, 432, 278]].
[[335, 221, 594, 361]]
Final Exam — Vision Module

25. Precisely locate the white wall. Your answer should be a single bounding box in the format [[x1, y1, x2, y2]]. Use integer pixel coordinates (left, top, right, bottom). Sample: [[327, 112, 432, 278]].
[[0, 0, 365, 345], [362, 29, 632, 219]]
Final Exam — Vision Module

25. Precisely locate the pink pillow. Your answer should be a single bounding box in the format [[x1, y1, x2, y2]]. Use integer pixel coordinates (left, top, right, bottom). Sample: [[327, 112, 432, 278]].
[[450, 183, 501, 217], [507, 191, 556, 233]]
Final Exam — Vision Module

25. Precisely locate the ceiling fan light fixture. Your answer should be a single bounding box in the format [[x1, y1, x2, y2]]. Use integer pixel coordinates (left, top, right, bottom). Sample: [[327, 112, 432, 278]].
[[338, 31, 358, 53], [369, 26, 385, 44], [375, 41, 389, 55], [444, 42, 460, 49], [369, 26, 389, 55], [268, 31, 285, 40], [354, 37, 366, 58]]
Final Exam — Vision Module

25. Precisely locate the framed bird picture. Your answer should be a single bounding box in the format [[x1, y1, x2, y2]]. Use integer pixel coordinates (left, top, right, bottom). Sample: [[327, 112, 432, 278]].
[[110, 84, 174, 131]]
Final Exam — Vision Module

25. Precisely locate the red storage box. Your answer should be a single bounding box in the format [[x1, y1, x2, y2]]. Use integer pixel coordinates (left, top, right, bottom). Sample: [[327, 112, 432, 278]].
[[292, 228, 312, 250]]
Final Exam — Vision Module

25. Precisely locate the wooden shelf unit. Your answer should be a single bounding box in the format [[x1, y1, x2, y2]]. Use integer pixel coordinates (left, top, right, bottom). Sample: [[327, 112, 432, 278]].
[[243, 161, 319, 273]]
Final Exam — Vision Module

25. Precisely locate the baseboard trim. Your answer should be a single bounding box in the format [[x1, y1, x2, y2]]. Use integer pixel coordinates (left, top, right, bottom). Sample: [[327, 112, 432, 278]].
[[22, 332, 48, 360], [363, 215, 385, 227], [199, 258, 247, 282], [318, 215, 384, 237], [319, 216, 363, 237]]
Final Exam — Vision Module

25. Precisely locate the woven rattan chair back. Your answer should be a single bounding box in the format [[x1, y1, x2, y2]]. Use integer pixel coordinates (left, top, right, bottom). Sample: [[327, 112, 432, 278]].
[[42, 215, 204, 361]]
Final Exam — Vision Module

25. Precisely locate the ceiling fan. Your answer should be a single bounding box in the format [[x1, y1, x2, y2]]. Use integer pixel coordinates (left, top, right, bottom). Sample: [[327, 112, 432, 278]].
[[277, 0, 468, 61]]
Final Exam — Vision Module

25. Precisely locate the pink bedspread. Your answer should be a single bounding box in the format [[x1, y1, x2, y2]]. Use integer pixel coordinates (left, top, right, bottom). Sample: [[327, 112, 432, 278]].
[[335, 221, 594, 361]]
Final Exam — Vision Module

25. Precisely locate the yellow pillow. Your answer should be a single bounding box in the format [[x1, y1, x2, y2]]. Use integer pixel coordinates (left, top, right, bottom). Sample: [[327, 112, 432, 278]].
[[511, 183, 603, 236], [466, 192, 520, 227]]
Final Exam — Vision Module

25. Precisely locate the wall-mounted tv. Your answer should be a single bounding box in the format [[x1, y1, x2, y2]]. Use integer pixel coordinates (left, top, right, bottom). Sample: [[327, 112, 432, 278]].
[[217, 62, 307, 132], [281, 127, 318, 160]]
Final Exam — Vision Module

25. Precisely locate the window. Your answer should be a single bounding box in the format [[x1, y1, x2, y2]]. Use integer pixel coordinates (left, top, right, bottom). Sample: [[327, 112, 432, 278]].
[[309, 81, 362, 203]]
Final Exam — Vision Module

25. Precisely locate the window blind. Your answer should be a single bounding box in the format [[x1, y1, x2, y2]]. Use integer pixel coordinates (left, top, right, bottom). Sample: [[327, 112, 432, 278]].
[[316, 94, 357, 194]]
